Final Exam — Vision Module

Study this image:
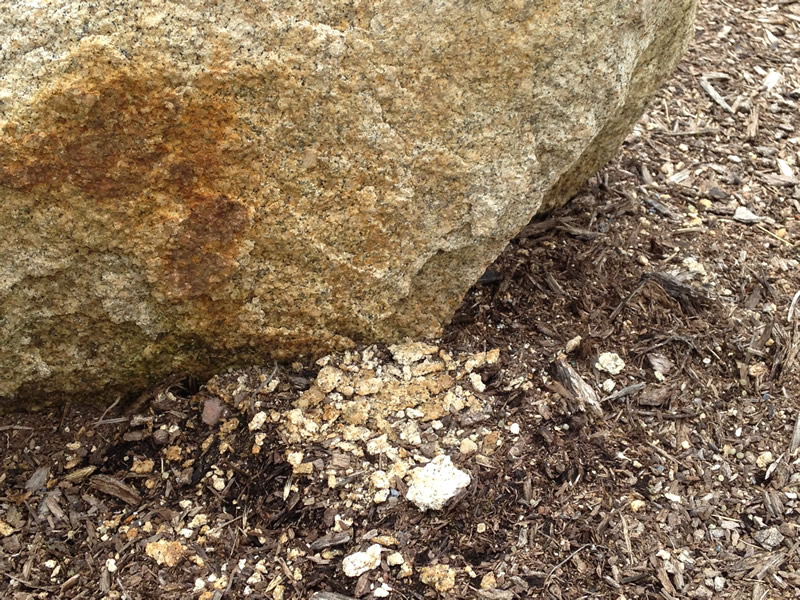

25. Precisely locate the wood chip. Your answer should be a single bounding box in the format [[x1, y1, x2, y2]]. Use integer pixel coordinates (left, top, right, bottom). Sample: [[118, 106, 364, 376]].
[[89, 474, 142, 506], [552, 359, 603, 417], [700, 78, 734, 113]]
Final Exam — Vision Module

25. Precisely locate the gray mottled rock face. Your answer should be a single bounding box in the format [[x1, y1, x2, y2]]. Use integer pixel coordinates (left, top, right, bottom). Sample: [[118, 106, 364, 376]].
[[0, 0, 697, 408]]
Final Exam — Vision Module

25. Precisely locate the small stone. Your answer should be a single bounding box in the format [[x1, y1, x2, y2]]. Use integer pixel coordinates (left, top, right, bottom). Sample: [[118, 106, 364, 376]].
[[287, 451, 305, 467], [105, 558, 118, 573], [419, 564, 456, 593], [315, 366, 345, 393], [482, 430, 501, 454], [131, 459, 154, 474], [0, 520, 14, 537], [248, 411, 267, 431], [480, 572, 497, 590], [370, 470, 391, 489], [406, 455, 471, 511], [355, 377, 383, 396], [459, 438, 478, 456], [387, 552, 404, 566], [145, 539, 186, 567], [565, 336, 582, 354], [756, 451, 774, 469], [165, 445, 182, 461], [202, 397, 224, 426], [366, 434, 393, 456], [601, 378, 616, 393], [342, 544, 382, 577], [469, 372, 486, 393], [680, 258, 706, 280], [388, 342, 439, 365], [630, 499, 646, 512], [596, 352, 625, 375]]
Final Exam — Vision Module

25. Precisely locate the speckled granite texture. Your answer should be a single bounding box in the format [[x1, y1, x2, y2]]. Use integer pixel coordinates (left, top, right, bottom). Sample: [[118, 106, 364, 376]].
[[0, 0, 696, 408]]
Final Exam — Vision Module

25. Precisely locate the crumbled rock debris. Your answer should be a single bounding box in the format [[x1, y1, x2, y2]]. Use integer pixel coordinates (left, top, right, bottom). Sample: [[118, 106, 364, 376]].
[[276, 343, 498, 513], [419, 564, 457, 593]]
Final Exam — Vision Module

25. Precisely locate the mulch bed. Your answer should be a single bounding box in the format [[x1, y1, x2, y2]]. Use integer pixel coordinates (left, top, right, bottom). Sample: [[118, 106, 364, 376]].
[[2, 0, 800, 598]]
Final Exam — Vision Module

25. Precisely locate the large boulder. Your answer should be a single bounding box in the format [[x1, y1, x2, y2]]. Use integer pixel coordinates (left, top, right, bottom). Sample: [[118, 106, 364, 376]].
[[0, 0, 696, 408]]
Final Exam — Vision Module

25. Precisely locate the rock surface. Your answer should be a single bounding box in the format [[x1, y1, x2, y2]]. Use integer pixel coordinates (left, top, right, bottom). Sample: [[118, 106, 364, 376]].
[[0, 0, 696, 407]]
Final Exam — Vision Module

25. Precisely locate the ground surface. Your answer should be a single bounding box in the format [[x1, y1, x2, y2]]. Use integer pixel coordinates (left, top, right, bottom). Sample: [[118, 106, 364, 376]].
[[2, 0, 800, 599]]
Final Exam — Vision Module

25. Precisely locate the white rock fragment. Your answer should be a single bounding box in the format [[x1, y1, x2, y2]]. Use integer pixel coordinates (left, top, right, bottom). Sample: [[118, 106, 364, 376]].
[[248, 411, 267, 431], [469, 372, 486, 393], [370, 470, 391, 489], [459, 438, 478, 455], [596, 352, 625, 375], [388, 342, 439, 365], [406, 455, 471, 511], [366, 433, 393, 456], [602, 378, 616, 393], [342, 544, 383, 577], [287, 451, 305, 467], [756, 451, 774, 469], [315, 366, 344, 393], [565, 335, 582, 354], [387, 552, 405, 566], [105, 558, 118, 573]]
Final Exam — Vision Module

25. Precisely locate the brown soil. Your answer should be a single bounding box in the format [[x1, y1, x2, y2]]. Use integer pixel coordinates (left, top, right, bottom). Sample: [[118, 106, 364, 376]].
[[2, 1, 800, 599]]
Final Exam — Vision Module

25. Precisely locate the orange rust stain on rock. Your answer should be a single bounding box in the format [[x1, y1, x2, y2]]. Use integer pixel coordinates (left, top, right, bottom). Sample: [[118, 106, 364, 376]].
[[0, 57, 257, 300], [164, 193, 251, 299], [0, 66, 245, 199]]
